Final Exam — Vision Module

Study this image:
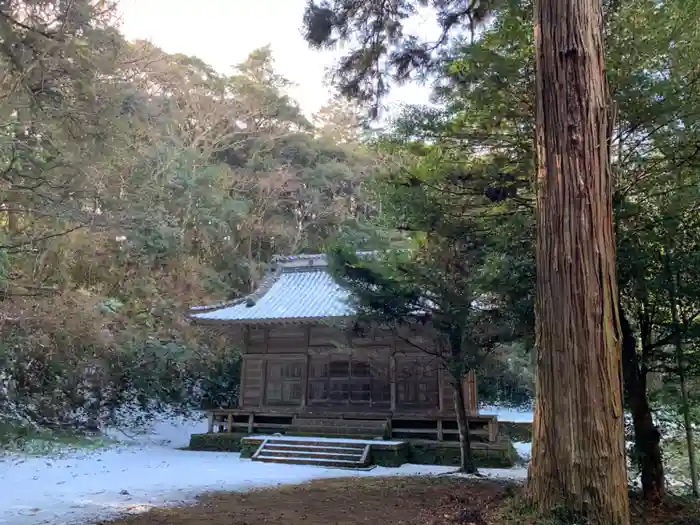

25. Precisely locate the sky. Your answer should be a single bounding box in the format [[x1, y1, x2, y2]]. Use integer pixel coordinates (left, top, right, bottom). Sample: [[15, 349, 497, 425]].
[[117, 0, 435, 118]]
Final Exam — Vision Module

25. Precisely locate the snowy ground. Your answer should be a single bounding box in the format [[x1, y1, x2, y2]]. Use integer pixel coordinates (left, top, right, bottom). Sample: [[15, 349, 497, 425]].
[[479, 406, 533, 461], [1, 413, 531, 525], [480, 405, 534, 423]]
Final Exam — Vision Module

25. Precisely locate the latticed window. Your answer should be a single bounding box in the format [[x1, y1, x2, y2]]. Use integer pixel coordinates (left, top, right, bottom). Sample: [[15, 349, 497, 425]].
[[308, 355, 390, 406], [265, 361, 303, 405], [396, 360, 439, 408]]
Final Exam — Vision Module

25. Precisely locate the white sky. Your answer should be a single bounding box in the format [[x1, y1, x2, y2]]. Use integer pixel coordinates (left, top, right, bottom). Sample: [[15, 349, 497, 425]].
[[117, 0, 435, 118]]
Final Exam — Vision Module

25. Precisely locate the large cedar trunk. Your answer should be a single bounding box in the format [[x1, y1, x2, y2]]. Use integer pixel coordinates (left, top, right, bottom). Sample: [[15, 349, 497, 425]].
[[619, 308, 665, 502], [526, 0, 630, 524]]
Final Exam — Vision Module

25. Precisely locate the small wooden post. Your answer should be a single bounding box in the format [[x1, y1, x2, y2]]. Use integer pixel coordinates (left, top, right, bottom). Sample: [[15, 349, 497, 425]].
[[488, 418, 499, 442], [207, 412, 214, 434], [437, 419, 444, 441], [248, 413, 254, 434], [227, 412, 233, 433]]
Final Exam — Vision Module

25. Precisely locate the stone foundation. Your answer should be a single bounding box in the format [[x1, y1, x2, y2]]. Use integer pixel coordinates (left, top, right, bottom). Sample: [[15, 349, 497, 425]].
[[188, 433, 517, 468]]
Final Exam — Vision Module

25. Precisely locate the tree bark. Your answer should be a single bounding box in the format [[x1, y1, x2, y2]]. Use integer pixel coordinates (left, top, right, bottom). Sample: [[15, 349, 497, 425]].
[[619, 307, 665, 502], [452, 378, 476, 474], [526, 0, 630, 523]]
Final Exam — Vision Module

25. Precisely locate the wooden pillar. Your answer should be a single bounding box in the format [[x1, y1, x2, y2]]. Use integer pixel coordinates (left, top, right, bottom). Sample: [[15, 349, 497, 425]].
[[247, 413, 254, 433], [437, 364, 445, 413], [207, 412, 214, 434], [239, 356, 248, 409], [260, 356, 268, 407], [227, 412, 233, 433], [461, 371, 478, 414], [301, 353, 310, 409], [389, 355, 397, 412]]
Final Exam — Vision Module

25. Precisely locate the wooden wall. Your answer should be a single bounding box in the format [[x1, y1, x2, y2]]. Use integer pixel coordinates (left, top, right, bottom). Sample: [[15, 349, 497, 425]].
[[237, 322, 479, 415]]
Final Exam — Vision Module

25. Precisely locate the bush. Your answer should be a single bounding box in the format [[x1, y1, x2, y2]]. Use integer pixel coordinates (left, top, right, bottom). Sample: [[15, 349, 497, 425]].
[[0, 293, 241, 434], [189, 432, 247, 451]]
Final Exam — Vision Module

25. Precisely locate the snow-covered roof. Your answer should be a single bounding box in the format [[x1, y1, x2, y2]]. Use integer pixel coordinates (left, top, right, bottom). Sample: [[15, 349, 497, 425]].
[[189, 253, 363, 324], [189, 251, 495, 325]]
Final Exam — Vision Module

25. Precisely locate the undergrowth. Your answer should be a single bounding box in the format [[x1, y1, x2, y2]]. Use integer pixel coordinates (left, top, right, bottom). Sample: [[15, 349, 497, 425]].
[[0, 422, 114, 456], [487, 490, 700, 525]]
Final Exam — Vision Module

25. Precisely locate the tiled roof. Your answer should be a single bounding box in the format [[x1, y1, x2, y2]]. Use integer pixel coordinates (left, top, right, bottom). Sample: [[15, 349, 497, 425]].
[[189, 253, 357, 323]]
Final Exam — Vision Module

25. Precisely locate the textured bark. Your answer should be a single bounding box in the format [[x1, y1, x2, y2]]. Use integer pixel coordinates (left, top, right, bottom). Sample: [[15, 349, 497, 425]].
[[620, 308, 665, 502], [526, 0, 630, 523], [452, 378, 476, 473]]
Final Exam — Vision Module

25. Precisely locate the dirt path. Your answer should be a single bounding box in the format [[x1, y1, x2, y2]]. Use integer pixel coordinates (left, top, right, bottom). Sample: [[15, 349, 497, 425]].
[[96, 476, 512, 525]]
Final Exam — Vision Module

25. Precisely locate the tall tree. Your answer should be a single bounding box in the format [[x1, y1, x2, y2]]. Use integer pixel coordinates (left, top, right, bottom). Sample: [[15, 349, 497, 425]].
[[526, 1, 629, 523], [303, 0, 630, 522], [327, 144, 529, 472]]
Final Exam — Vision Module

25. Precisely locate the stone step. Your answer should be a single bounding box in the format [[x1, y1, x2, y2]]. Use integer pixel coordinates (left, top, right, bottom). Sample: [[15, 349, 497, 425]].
[[252, 438, 371, 469], [261, 449, 363, 461], [264, 443, 365, 454], [267, 434, 374, 449], [256, 455, 367, 469]]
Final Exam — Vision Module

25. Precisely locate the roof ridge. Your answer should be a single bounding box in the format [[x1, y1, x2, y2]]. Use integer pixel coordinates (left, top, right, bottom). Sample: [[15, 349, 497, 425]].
[[187, 268, 283, 314], [189, 251, 380, 316], [271, 251, 378, 263], [243, 268, 282, 307]]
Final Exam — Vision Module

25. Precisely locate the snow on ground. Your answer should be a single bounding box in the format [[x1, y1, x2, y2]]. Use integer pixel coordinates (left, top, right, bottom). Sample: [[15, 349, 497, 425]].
[[1, 414, 529, 525], [512, 441, 532, 461], [480, 405, 534, 423]]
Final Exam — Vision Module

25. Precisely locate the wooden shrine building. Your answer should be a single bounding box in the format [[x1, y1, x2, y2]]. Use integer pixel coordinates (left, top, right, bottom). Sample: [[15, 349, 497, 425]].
[[189, 253, 500, 443]]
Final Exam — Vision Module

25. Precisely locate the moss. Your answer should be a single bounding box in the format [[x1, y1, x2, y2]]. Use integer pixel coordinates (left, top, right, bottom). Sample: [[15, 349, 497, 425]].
[[500, 422, 533, 442], [371, 444, 409, 467], [188, 432, 247, 452], [188, 433, 517, 469], [240, 439, 259, 458], [408, 440, 517, 468]]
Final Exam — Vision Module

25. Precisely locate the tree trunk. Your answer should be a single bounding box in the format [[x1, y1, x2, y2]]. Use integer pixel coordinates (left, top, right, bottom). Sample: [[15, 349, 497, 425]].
[[619, 307, 665, 502], [665, 249, 699, 498], [674, 336, 699, 498], [452, 378, 476, 474], [527, 0, 630, 523]]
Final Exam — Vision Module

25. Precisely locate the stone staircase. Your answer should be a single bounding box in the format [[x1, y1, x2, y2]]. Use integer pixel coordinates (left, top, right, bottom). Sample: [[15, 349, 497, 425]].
[[251, 437, 372, 469]]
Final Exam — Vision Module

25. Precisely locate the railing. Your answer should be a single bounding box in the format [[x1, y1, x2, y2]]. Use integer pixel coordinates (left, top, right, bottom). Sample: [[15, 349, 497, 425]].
[[204, 408, 500, 442]]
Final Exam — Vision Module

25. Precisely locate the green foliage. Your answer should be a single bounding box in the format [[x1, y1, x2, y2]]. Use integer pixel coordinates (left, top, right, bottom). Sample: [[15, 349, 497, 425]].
[[478, 343, 534, 407], [0, 2, 381, 431], [188, 432, 246, 452], [316, 0, 700, 494]]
